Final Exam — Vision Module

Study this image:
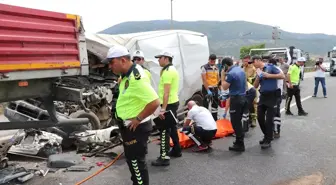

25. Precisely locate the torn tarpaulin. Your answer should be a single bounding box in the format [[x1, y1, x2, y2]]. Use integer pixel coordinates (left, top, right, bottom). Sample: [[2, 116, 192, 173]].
[[8, 129, 63, 157]]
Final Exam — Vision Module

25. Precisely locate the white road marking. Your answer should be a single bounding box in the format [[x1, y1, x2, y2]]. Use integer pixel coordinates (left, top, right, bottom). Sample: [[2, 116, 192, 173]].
[[280, 96, 312, 113]]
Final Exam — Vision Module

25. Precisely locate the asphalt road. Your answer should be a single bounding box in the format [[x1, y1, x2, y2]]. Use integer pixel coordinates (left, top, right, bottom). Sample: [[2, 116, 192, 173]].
[[2, 72, 336, 185]]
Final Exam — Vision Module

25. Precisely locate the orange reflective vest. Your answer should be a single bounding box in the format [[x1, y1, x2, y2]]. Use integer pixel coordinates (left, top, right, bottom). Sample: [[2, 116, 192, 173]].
[[201, 64, 219, 87]]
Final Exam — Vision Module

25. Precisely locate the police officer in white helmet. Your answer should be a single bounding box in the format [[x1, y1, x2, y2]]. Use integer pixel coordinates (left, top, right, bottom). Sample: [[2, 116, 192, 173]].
[[132, 50, 151, 82]]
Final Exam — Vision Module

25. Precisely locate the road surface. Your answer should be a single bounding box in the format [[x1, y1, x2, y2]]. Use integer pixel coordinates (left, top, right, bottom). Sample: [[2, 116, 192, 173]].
[[2, 72, 336, 185]]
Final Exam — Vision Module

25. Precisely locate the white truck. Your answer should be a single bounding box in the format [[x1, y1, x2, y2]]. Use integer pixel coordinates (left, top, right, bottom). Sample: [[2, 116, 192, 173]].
[[249, 46, 305, 79], [86, 30, 210, 124], [327, 46, 336, 76]]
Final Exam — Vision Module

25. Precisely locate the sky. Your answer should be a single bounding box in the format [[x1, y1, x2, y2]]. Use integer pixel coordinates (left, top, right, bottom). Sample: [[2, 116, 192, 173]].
[[1, 0, 335, 35]]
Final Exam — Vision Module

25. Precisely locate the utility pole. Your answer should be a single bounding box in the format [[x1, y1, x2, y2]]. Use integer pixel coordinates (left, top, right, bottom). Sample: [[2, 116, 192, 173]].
[[170, 0, 173, 29], [272, 26, 281, 46]]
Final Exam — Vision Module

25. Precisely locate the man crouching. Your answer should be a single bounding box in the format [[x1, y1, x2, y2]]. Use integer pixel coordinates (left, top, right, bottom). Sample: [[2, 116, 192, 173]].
[[181, 101, 217, 152]]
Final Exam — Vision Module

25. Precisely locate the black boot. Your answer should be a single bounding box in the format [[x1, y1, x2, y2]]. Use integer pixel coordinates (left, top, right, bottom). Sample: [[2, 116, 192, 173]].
[[168, 149, 182, 158], [259, 137, 267, 145], [285, 111, 293, 115], [151, 157, 170, 166], [229, 141, 245, 152], [260, 140, 271, 149], [298, 110, 308, 116]]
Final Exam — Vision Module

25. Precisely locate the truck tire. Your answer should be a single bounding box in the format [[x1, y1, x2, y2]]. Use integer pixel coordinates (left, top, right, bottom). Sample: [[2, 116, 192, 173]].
[[70, 110, 101, 130]]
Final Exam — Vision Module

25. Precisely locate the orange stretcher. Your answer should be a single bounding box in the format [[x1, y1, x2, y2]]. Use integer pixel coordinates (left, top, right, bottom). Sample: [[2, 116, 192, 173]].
[[169, 119, 234, 149]]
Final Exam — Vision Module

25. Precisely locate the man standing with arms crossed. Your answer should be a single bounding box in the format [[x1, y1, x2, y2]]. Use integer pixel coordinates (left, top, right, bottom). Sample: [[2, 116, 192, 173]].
[[285, 57, 308, 116], [152, 51, 182, 167], [102, 45, 160, 185], [201, 54, 220, 121], [221, 57, 248, 152]]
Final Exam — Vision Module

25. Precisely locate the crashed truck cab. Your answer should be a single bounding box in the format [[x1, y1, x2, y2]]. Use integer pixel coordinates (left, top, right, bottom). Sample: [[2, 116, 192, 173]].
[[85, 30, 210, 124]]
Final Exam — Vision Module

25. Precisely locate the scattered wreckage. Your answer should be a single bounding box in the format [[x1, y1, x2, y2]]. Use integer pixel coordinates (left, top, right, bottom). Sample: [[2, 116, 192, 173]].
[[4, 54, 121, 147], [1, 56, 123, 174]]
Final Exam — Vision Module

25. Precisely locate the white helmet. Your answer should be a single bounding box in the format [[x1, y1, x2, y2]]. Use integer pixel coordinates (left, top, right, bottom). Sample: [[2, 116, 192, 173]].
[[132, 50, 144, 59], [298, 57, 306, 62]]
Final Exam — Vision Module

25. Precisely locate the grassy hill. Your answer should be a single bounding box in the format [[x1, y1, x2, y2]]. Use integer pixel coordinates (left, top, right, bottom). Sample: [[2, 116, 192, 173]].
[[100, 20, 336, 58]]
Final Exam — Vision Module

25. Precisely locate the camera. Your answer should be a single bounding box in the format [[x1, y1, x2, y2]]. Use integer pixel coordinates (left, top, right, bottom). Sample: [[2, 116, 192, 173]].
[[316, 61, 322, 65]]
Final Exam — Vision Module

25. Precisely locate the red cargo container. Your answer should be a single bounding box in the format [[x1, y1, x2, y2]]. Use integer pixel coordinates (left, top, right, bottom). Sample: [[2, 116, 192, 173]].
[[0, 4, 88, 103], [0, 3, 85, 73]]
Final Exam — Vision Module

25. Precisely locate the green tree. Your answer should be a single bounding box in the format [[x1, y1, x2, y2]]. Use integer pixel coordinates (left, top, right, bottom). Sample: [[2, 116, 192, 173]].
[[239, 43, 266, 59]]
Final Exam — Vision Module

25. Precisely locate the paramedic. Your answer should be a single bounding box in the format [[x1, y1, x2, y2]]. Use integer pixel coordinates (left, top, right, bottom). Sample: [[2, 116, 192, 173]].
[[285, 57, 308, 116], [132, 50, 151, 82], [101, 45, 160, 185], [151, 51, 182, 167], [201, 54, 220, 121], [181, 101, 217, 152], [268, 58, 284, 138], [242, 55, 257, 84], [252, 56, 285, 149], [221, 57, 248, 152]]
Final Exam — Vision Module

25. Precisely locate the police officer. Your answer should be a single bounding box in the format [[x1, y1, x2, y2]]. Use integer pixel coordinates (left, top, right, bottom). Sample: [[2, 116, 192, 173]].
[[132, 50, 151, 82], [221, 57, 248, 152], [201, 54, 220, 120], [285, 57, 308, 116], [252, 56, 285, 149], [268, 58, 284, 138], [101, 45, 160, 185], [151, 51, 182, 167]]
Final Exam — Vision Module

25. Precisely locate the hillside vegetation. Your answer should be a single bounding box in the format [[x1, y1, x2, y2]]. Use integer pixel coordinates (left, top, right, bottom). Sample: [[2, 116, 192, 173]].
[[100, 20, 336, 58]]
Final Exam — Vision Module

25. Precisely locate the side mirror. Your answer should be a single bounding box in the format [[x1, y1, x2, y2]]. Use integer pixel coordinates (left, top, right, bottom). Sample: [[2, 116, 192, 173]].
[[328, 52, 330, 57]]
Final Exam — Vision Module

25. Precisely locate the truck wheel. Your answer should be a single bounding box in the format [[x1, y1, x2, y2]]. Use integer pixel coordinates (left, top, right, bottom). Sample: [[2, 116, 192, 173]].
[[70, 110, 101, 130]]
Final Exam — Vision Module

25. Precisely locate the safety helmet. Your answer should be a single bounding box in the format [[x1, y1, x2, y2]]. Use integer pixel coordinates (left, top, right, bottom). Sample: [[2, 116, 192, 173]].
[[132, 50, 145, 59]]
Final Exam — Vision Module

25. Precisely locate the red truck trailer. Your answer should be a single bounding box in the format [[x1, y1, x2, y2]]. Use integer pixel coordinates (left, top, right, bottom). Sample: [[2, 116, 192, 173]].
[[0, 3, 90, 129]]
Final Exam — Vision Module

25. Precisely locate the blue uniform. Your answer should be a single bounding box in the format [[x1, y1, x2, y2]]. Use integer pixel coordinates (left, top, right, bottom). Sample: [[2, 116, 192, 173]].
[[257, 63, 281, 146], [225, 66, 246, 96], [259, 64, 280, 93], [224, 65, 248, 148]]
